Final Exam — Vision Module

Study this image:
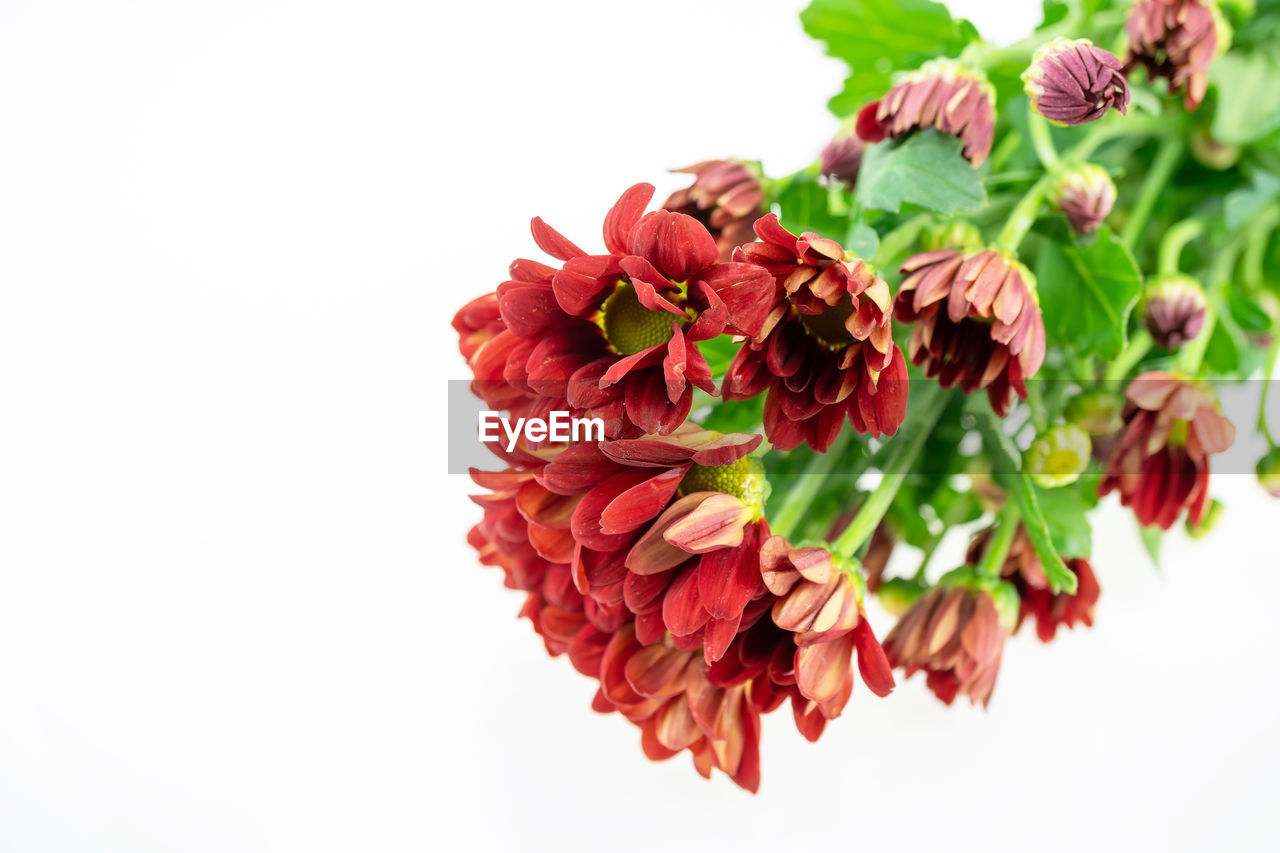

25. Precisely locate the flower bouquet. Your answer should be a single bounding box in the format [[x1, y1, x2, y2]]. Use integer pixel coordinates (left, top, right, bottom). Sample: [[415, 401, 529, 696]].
[[453, 0, 1280, 791]]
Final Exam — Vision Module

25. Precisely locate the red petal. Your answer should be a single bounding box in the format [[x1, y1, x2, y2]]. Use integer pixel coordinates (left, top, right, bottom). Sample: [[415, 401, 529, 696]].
[[530, 216, 585, 261], [629, 209, 719, 282], [603, 183, 655, 256]]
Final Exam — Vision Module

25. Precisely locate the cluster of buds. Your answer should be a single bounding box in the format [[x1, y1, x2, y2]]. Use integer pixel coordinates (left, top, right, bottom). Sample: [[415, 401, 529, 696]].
[[1124, 0, 1227, 110]]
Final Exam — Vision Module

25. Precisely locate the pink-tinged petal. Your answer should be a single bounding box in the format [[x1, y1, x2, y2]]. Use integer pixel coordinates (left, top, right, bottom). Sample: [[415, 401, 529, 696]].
[[508, 257, 557, 284], [759, 535, 801, 595], [795, 634, 854, 718], [600, 467, 684, 535], [1192, 409, 1236, 456], [663, 493, 752, 553], [663, 327, 690, 404], [1125, 371, 1180, 410], [654, 697, 702, 751], [530, 216, 585, 261], [699, 262, 775, 338], [630, 209, 719, 282], [696, 546, 761, 620], [625, 644, 692, 699], [626, 493, 711, 574], [552, 254, 624, 317], [662, 567, 710, 636], [603, 183, 655, 256], [688, 433, 762, 467]]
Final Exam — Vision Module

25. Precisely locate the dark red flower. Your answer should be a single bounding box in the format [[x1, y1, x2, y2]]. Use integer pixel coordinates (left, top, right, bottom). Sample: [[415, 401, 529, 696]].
[[967, 527, 1100, 643], [1023, 38, 1130, 125], [882, 578, 1014, 707], [725, 214, 908, 451], [470, 183, 774, 437], [1099, 372, 1236, 529], [663, 160, 767, 262], [895, 249, 1046, 416], [856, 58, 996, 167], [1124, 0, 1222, 110]]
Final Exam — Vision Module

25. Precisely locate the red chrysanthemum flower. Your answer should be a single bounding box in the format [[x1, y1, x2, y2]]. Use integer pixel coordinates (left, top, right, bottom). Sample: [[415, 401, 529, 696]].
[[760, 538, 895, 718], [724, 214, 908, 451], [662, 160, 767, 262], [856, 58, 997, 167], [1124, 0, 1222, 110], [882, 577, 1015, 707], [470, 184, 774, 438], [1098, 372, 1235, 529], [895, 248, 1046, 417], [967, 526, 1100, 643]]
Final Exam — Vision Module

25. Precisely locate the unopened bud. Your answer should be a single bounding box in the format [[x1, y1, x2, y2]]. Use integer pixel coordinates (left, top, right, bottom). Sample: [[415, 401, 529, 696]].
[[1024, 423, 1092, 488], [1145, 275, 1208, 350], [820, 123, 863, 189], [1052, 164, 1117, 234], [1023, 38, 1129, 126]]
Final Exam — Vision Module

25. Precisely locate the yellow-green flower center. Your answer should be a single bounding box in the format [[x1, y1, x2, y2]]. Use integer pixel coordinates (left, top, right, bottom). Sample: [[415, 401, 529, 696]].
[[680, 456, 766, 511], [1168, 419, 1190, 447], [600, 283, 678, 355]]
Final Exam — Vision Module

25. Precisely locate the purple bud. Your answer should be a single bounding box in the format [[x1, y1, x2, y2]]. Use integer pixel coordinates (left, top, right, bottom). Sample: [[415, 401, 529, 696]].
[[1051, 164, 1116, 234], [1023, 38, 1130, 125], [819, 125, 863, 189], [1144, 275, 1208, 350]]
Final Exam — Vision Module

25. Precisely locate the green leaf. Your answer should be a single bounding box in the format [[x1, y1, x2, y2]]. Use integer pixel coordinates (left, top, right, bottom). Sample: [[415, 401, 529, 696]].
[[1034, 226, 1144, 360], [800, 0, 978, 116], [1033, 484, 1092, 559], [854, 131, 987, 215], [1227, 287, 1275, 334], [700, 396, 765, 435], [1137, 523, 1162, 569], [846, 221, 880, 260], [1224, 172, 1280, 230], [697, 334, 742, 378], [1210, 50, 1280, 146], [1204, 315, 1241, 373], [773, 170, 850, 238]]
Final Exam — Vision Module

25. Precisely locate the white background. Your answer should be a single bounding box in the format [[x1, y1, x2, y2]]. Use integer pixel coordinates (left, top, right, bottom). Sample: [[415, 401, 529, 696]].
[[1, 1, 1277, 850]]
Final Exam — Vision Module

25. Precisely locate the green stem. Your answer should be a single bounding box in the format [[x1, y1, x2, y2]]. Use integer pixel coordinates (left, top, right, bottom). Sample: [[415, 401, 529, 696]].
[[1259, 342, 1278, 449], [1121, 138, 1185, 251], [832, 386, 949, 557], [1027, 112, 1060, 171], [768, 428, 856, 539], [1157, 218, 1206, 275], [995, 174, 1054, 251], [1104, 330, 1154, 382], [977, 504, 1020, 579], [871, 213, 931, 269], [1025, 377, 1049, 433]]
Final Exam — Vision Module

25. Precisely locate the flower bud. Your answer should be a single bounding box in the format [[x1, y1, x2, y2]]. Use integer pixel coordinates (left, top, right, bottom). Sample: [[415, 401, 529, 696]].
[[920, 220, 983, 252], [1024, 423, 1092, 488], [1052, 164, 1117, 234], [1065, 388, 1125, 437], [820, 123, 863, 189], [1185, 498, 1224, 538], [1023, 38, 1130, 125], [1258, 447, 1280, 498], [877, 577, 926, 616], [1144, 275, 1208, 350]]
